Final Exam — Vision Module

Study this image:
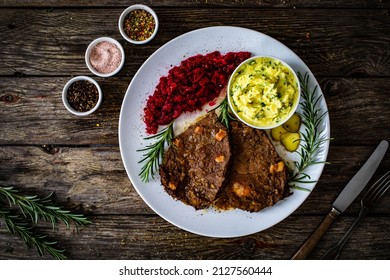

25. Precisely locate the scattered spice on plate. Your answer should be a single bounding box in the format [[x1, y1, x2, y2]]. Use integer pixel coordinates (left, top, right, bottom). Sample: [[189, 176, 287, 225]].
[[89, 41, 122, 74], [67, 80, 99, 112], [123, 9, 155, 41]]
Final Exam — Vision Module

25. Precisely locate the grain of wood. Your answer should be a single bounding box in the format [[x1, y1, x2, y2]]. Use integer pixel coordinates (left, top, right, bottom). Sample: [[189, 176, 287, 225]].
[[0, 77, 389, 145], [1, 0, 389, 261], [0, 215, 388, 260], [0, 9, 389, 76], [0, 146, 388, 215], [0, 0, 388, 8]]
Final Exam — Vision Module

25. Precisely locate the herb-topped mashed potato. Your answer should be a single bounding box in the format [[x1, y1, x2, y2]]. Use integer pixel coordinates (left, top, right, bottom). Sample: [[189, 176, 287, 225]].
[[229, 57, 299, 128]]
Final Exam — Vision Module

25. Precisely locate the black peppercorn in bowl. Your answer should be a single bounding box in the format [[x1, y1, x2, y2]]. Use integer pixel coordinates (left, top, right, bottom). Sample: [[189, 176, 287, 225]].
[[62, 76, 102, 116], [118, 4, 159, 44]]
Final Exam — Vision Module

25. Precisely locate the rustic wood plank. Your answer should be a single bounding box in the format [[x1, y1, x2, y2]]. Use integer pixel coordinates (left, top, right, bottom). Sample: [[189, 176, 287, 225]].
[[1, 77, 389, 145], [0, 145, 389, 215], [323, 77, 390, 146], [0, 77, 127, 145], [0, 9, 389, 77], [0, 215, 388, 259], [0, 145, 142, 215], [1, 2, 389, 262], [0, 0, 389, 8]]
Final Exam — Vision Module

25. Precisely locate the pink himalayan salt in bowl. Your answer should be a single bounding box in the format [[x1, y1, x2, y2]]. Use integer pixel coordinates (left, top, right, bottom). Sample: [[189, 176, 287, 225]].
[[85, 37, 125, 77]]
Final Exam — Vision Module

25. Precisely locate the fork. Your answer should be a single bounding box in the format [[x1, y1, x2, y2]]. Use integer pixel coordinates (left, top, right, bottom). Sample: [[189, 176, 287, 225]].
[[322, 170, 390, 259]]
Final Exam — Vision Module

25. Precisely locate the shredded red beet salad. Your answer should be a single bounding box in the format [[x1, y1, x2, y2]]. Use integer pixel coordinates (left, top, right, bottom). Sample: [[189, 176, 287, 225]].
[[143, 51, 251, 134]]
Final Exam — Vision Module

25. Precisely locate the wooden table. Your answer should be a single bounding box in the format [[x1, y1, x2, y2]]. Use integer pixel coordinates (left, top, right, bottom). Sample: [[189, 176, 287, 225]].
[[0, 1, 389, 260]]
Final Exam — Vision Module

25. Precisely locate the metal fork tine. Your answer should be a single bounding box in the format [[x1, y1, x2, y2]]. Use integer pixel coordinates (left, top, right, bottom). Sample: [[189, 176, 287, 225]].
[[371, 176, 390, 201], [364, 171, 390, 204], [322, 171, 390, 259]]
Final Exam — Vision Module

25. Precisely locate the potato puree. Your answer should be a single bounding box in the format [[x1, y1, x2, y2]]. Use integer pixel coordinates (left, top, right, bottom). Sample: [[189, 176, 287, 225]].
[[229, 57, 299, 128]]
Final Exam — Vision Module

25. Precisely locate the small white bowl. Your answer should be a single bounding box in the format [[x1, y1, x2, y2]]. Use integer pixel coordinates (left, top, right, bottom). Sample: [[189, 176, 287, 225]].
[[227, 56, 301, 130], [62, 76, 102, 116], [85, 37, 125, 77], [118, 4, 159, 44]]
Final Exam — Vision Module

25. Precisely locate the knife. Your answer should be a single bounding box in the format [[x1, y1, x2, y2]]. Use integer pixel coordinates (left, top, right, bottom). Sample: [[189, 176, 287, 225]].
[[291, 140, 389, 260]]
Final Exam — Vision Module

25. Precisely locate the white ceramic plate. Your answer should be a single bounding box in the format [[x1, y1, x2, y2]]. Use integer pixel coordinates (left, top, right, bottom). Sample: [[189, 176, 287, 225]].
[[119, 26, 330, 238]]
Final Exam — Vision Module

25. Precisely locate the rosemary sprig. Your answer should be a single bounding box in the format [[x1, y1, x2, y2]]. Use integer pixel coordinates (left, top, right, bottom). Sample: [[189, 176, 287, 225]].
[[137, 123, 174, 182], [288, 72, 331, 188], [137, 71, 330, 188], [137, 97, 233, 183], [215, 97, 235, 129], [0, 186, 91, 229], [0, 209, 66, 260], [0, 185, 91, 259]]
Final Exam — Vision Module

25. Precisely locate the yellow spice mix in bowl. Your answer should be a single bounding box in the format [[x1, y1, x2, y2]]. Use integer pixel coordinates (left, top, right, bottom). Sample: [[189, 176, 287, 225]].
[[227, 56, 300, 130], [118, 4, 159, 44]]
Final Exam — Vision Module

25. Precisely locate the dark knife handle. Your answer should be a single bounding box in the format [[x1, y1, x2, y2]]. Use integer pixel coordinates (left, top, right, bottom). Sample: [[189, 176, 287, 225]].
[[291, 207, 340, 260]]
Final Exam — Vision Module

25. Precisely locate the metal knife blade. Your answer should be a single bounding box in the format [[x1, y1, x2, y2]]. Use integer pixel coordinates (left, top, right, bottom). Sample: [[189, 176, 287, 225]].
[[291, 140, 388, 260], [333, 139, 388, 213]]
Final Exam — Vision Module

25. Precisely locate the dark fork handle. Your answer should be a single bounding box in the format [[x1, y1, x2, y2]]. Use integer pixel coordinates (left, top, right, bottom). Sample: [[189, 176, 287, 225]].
[[291, 207, 340, 260], [322, 205, 368, 259]]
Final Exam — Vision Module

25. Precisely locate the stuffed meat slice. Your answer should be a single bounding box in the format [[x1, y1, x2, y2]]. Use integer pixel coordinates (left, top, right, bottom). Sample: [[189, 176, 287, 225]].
[[159, 112, 231, 209], [215, 120, 290, 212]]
